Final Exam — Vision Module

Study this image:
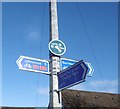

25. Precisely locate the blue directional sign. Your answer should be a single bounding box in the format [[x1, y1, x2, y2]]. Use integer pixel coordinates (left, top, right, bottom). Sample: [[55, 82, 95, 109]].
[[58, 60, 88, 90], [61, 58, 94, 77], [16, 56, 49, 75], [49, 39, 66, 56], [60, 58, 78, 70]]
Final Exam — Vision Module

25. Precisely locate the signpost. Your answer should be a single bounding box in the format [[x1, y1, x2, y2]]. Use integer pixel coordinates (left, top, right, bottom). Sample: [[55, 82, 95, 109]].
[[58, 60, 88, 90], [49, 0, 62, 107], [16, 0, 94, 108], [61, 58, 94, 77], [49, 39, 66, 56], [16, 56, 49, 75]]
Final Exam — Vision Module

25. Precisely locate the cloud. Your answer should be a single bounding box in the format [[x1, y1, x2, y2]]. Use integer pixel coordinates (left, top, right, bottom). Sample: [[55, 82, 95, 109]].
[[90, 80, 118, 87], [107, 89, 118, 94], [70, 79, 118, 94], [36, 80, 118, 96], [89, 80, 118, 93], [26, 31, 40, 41], [25, 18, 41, 41], [70, 84, 86, 91]]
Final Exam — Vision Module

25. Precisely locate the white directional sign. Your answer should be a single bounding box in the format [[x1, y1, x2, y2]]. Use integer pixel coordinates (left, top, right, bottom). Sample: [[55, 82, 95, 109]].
[[84, 62, 94, 77], [60, 58, 94, 77], [16, 56, 49, 75], [49, 39, 66, 56]]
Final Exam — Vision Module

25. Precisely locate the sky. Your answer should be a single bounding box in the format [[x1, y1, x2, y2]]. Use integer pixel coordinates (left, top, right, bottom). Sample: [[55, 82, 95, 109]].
[[0, 2, 2, 107], [1, 1, 118, 107]]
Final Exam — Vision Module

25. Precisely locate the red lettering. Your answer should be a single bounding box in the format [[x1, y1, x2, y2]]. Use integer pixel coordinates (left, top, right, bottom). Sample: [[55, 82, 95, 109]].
[[40, 66, 47, 71], [33, 65, 39, 69]]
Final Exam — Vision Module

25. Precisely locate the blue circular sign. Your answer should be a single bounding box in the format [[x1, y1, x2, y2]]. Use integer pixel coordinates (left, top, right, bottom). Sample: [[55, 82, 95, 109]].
[[49, 39, 66, 56]]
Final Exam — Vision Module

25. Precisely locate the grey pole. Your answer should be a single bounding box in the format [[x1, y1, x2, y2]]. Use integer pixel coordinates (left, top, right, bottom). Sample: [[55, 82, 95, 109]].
[[49, 0, 62, 108]]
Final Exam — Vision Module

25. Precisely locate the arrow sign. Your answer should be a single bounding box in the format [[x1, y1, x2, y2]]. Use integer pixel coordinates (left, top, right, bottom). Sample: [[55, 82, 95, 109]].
[[58, 60, 88, 90], [85, 62, 94, 77], [16, 56, 49, 75], [60, 58, 94, 77]]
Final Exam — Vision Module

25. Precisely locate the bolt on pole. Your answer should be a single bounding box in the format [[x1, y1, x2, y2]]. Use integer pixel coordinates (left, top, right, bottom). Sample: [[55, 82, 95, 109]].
[[49, 0, 62, 108]]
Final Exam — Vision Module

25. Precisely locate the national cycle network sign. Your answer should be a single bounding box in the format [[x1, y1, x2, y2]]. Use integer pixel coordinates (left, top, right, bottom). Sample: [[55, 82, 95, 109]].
[[16, 56, 49, 75], [49, 39, 66, 56]]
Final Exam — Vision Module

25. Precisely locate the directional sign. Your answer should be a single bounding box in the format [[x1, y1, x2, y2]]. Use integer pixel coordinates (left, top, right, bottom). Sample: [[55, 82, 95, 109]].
[[16, 56, 49, 75], [58, 60, 88, 90], [49, 39, 66, 56], [60, 58, 78, 70], [85, 62, 94, 77], [61, 58, 94, 77]]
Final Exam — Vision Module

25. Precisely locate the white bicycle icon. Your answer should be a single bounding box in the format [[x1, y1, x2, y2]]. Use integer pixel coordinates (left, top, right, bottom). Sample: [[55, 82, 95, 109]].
[[51, 43, 65, 53]]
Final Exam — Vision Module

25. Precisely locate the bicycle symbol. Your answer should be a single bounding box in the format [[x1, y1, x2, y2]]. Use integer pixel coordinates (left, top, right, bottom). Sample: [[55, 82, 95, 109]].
[[49, 39, 66, 56]]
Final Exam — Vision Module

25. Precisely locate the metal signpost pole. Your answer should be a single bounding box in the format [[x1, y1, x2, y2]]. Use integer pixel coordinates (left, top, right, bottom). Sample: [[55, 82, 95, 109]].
[[49, 0, 62, 108]]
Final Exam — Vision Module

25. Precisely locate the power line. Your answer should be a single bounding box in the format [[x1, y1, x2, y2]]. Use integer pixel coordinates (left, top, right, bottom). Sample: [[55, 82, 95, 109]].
[[35, 1, 46, 107], [75, 3, 108, 93]]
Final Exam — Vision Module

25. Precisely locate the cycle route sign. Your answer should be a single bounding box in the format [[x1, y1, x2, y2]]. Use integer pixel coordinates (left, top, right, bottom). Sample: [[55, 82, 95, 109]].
[[49, 39, 66, 56], [16, 56, 49, 75]]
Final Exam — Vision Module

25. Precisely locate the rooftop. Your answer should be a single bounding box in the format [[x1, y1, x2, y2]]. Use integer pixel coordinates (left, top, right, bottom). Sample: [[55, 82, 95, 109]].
[[62, 89, 119, 108], [1, 89, 119, 109]]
